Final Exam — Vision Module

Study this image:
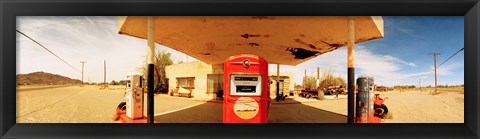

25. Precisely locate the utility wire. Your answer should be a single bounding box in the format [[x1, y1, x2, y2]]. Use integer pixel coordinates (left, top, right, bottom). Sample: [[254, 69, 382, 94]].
[[436, 48, 464, 68], [16, 30, 81, 73], [422, 47, 464, 83], [20, 21, 115, 32]]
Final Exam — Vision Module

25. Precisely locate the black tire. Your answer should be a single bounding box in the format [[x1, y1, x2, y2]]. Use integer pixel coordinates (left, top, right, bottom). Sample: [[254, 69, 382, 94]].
[[374, 104, 389, 118], [117, 102, 126, 111], [328, 90, 335, 95], [381, 104, 389, 114]]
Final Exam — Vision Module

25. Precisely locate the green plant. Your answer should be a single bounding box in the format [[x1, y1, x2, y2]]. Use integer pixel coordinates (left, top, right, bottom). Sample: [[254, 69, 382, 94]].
[[142, 50, 174, 94]]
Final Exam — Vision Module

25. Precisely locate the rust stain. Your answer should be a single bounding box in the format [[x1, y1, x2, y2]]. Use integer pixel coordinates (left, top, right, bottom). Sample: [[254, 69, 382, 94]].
[[206, 42, 215, 47], [228, 43, 243, 46], [320, 41, 342, 47], [294, 39, 317, 49], [263, 35, 270, 38], [205, 42, 221, 51], [299, 34, 306, 37], [356, 36, 383, 43], [241, 34, 247, 38], [241, 33, 261, 39], [249, 43, 259, 47], [286, 47, 319, 59]]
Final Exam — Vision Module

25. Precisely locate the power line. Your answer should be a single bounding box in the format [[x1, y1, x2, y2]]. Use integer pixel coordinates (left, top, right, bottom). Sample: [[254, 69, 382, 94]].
[[16, 30, 81, 73], [436, 48, 464, 68], [422, 47, 464, 84], [20, 21, 115, 32]]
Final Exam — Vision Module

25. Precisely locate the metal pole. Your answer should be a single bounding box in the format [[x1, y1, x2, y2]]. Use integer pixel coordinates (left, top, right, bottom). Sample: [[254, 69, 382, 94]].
[[276, 64, 280, 101], [434, 52, 437, 94], [303, 69, 306, 88], [429, 52, 440, 94], [317, 67, 320, 80], [419, 79, 422, 92], [304, 69, 307, 77], [147, 16, 155, 123], [104, 60, 106, 85], [317, 67, 320, 89], [347, 16, 355, 124], [80, 61, 86, 84]]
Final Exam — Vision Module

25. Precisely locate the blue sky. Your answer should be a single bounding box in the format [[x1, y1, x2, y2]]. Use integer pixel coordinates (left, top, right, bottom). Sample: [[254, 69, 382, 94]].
[[17, 16, 464, 87]]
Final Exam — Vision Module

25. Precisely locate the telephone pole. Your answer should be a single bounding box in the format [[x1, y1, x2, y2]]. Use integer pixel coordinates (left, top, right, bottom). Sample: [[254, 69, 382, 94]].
[[80, 61, 86, 85], [317, 67, 320, 79], [104, 60, 106, 85], [418, 78, 422, 92], [317, 67, 320, 88], [430, 52, 440, 94]]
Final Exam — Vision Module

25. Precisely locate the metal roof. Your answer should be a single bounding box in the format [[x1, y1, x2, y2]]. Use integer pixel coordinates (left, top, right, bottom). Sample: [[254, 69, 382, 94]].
[[118, 16, 384, 66]]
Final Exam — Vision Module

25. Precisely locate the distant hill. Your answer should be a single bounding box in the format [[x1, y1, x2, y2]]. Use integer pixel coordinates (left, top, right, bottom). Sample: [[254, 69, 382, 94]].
[[17, 71, 82, 85]]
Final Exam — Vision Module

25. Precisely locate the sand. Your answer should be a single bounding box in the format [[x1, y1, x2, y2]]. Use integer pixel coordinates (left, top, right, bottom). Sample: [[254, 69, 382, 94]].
[[16, 85, 464, 123], [378, 89, 464, 123], [299, 88, 464, 123]]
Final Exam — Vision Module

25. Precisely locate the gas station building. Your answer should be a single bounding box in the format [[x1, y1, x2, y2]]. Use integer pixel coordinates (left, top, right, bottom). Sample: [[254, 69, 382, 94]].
[[165, 61, 294, 99]]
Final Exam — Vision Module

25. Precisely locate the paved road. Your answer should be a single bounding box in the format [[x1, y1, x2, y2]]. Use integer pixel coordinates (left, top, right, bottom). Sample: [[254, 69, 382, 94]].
[[17, 85, 347, 123]]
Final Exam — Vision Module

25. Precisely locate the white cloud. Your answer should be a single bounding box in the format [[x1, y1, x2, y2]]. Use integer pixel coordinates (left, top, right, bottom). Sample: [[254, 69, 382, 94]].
[[270, 45, 431, 87], [16, 16, 461, 86], [16, 16, 196, 83], [382, 55, 417, 67]]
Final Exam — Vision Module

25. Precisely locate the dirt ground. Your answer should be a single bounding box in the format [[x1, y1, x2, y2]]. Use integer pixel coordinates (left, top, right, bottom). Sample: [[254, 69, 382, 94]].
[[16, 85, 205, 123], [299, 88, 464, 123], [17, 85, 126, 123], [16, 85, 464, 123], [378, 88, 464, 123]]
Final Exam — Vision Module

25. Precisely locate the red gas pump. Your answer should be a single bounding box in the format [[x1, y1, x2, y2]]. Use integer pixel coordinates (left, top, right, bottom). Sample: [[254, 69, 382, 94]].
[[223, 54, 270, 123]]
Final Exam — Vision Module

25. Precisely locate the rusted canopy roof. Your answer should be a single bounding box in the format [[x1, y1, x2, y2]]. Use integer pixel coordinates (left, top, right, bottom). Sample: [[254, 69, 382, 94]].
[[118, 16, 383, 66]]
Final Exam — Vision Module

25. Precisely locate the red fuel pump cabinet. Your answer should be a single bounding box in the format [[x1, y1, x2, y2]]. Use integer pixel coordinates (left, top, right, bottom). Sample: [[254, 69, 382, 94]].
[[223, 54, 270, 123]]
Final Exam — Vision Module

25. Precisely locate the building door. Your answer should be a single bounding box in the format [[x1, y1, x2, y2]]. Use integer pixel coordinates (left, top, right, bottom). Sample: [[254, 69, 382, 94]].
[[279, 80, 284, 95]]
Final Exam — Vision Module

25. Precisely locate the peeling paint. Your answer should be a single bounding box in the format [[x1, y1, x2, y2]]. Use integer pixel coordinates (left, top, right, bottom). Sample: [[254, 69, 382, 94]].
[[206, 42, 215, 47], [228, 43, 243, 46], [320, 41, 342, 47], [294, 39, 317, 49], [286, 47, 319, 59], [241, 33, 261, 39], [249, 43, 259, 47]]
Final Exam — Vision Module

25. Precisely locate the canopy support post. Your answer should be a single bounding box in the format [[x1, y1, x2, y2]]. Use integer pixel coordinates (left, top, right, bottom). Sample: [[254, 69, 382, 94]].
[[347, 16, 356, 124], [276, 64, 280, 101], [147, 16, 155, 124]]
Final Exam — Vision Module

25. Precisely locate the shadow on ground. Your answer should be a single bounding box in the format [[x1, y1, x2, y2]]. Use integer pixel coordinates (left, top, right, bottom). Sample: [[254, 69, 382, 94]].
[[154, 98, 346, 123], [268, 98, 347, 123]]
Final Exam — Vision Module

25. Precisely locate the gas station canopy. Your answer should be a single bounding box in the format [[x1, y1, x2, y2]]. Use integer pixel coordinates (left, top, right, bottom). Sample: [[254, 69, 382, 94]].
[[118, 16, 384, 66]]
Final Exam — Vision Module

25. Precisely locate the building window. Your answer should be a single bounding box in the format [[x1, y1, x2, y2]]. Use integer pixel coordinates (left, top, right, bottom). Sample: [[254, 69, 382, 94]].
[[177, 77, 195, 89], [207, 74, 224, 94]]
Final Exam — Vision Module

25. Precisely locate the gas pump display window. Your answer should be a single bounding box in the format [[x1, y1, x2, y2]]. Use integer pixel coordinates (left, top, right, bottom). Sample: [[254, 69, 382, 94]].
[[230, 74, 262, 96]]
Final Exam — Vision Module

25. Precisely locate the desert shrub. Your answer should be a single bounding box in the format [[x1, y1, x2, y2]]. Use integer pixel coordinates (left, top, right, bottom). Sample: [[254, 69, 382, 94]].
[[141, 50, 173, 94], [302, 67, 346, 90]]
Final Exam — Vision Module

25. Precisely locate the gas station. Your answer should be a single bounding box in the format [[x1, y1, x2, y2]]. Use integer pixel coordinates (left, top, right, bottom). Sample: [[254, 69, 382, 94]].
[[116, 16, 384, 123]]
